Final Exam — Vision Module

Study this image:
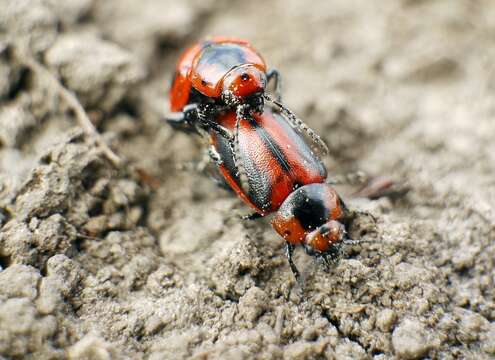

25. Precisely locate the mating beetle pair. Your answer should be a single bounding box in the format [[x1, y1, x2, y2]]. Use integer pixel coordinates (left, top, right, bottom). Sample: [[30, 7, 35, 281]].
[[166, 37, 356, 280]]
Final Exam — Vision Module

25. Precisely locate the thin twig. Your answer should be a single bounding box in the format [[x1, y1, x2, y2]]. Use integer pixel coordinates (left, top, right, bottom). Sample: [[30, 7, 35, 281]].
[[17, 51, 123, 167]]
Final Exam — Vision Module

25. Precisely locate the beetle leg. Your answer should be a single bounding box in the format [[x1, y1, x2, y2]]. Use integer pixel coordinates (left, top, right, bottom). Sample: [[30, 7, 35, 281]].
[[241, 212, 264, 221], [322, 244, 341, 267], [264, 94, 329, 155], [206, 120, 233, 140], [230, 107, 250, 194], [196, 104, 235, 140], [168, 103, 233, 140], [285, 243, 301, 282], [165, 110, 199, 135], [320, 253, 332, 271], [267, 68, 282, 102], [342, 238, 360, 245]]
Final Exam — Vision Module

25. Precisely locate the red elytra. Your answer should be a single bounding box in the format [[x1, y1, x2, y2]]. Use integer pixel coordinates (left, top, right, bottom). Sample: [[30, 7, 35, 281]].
[[170, 37, 267, 112]]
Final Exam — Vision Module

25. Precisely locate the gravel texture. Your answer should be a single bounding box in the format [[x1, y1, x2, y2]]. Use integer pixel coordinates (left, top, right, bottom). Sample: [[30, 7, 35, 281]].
[[0, 0, 494, 359]]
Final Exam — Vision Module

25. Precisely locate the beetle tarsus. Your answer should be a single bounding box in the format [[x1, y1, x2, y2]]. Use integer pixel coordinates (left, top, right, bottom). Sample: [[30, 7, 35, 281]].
[[241, 212, 264, 221], [165, 111, 198, 135], [342, 238, 360, 246], [267, 68, 283, 102], [285, 243, 301, 282], [231, 108, 250, 193], [168, 103, 233, 140]]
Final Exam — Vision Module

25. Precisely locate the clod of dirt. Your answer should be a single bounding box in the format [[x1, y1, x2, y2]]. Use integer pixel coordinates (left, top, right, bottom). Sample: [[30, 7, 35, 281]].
[[0, 102, 37, 148], [238, 286, 269, 323], [0, 264, 41, 300], [392, 318, 431, 359], [45, 33, 146, 112], [67, 334, 119, 360], [159, 200, 226, 257], [0, 0, 58, 55], [375, 308, 397, 332], [1, 132, 148, 271], [44, 0, 94, 27], [283, 338, 330, 359], [209, 233, 268, 299], [93, 0, 212, 64], [333, 341, 367, 360], [0, 264, 60, 358]]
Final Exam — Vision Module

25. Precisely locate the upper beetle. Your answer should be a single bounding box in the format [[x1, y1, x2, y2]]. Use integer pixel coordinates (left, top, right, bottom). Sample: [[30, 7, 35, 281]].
[[166, 36, 328, 155], [170, 37, 268, 114]]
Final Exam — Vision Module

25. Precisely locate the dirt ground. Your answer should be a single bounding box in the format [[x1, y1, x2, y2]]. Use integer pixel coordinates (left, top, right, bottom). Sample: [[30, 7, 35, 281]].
[[1, 0, 494, 359]]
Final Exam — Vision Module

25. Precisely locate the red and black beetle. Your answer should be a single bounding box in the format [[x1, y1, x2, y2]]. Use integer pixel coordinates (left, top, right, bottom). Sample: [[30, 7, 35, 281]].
[[166, 36, 328, 156], [209, 107, 355, 280], [166, 38, 359, 280], [169, 37, 267, 114]]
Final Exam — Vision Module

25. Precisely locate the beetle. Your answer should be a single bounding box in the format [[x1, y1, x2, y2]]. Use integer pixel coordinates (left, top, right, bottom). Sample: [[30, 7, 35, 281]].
[[166, 36, 328, 160], [209, 107, 356, 281]]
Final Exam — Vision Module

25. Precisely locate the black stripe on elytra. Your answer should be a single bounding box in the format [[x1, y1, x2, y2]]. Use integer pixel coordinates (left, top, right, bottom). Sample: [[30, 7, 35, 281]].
[[248, 118, 293, 177], [213, 130, 272, 211], [243, 155, 272, 211], [272, 112, 327, 180]]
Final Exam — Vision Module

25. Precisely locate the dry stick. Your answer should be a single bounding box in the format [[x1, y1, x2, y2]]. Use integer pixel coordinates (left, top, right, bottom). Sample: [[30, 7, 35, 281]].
[[19, 54, 123, 167]]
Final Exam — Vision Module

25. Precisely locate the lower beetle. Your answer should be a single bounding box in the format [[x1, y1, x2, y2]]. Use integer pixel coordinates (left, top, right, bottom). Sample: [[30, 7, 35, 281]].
[[209, 107, 356, 280]]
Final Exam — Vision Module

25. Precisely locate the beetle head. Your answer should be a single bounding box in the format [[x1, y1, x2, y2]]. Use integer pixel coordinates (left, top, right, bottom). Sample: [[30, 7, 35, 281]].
[[303, 220, 346, 254], [222, 64, 266, 113]]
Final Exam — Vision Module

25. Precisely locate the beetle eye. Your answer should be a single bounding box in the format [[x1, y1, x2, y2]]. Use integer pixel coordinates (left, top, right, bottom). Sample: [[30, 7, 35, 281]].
[[241, 73, 250, 81]]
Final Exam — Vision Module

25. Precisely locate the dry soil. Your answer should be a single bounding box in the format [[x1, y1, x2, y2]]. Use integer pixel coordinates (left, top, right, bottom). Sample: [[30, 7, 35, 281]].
[[0, 0, 494, 359]]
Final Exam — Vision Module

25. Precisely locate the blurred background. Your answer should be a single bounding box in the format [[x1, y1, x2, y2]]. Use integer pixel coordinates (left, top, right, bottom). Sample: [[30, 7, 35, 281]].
[[1, 0, 494, 358]]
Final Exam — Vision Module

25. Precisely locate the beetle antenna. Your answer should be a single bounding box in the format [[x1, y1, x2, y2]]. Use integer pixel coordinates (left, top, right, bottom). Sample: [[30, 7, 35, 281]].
[[264, 94, 329, 155], [342, 238, 361, 245], [229, 107, 250, 193]]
